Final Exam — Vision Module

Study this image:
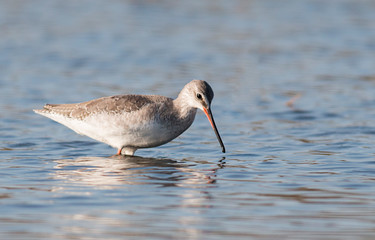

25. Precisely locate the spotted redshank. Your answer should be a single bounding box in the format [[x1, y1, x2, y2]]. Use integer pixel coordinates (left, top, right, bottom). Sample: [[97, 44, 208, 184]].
[[34, 80, 225, 156]]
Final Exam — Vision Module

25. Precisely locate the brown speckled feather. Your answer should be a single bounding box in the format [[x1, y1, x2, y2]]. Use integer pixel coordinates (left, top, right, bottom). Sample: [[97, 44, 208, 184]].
[[40, 95, 172, 120]]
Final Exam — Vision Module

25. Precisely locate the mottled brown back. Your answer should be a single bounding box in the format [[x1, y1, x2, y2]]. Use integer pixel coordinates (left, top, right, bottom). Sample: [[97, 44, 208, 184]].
[[37, 95, 172, 120]]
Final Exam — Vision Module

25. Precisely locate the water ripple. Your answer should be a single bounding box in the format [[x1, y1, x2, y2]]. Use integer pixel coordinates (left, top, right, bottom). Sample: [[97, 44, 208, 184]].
[[1, 0, 375, 239]]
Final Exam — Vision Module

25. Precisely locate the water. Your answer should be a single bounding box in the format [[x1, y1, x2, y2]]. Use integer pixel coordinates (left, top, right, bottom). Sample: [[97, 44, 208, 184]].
[[1, 0, 375, 239]]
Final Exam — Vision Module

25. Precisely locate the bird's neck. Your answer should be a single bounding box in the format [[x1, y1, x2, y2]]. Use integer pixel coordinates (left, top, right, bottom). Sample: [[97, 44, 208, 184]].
[[173, 96, 197, 120]]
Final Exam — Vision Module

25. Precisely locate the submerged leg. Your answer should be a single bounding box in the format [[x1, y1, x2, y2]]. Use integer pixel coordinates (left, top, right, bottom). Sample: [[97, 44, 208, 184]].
[[117, 147, 136, 156]]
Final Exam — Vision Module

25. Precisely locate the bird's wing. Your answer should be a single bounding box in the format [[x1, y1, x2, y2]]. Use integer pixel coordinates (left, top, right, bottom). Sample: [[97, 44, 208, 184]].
[[35, 95, 171, 120]]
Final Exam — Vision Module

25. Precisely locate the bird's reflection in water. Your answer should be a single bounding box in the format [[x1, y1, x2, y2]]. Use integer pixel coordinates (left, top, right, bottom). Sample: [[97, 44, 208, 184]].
[[53, 155, 226, 189], [53, 155, 226, 234]]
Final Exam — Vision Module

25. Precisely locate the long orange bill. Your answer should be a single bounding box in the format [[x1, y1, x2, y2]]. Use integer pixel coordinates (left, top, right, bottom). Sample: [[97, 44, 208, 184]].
[[203, 108, 226, 153]]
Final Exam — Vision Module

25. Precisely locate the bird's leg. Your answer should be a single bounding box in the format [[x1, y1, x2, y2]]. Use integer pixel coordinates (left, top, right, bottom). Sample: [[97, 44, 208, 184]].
[[123, 147, 136, 156], [116, 147, 136, 156]]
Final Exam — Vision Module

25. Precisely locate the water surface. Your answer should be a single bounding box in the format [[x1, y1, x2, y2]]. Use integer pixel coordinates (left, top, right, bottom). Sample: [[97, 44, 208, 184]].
[[1, 0, 375, 239]]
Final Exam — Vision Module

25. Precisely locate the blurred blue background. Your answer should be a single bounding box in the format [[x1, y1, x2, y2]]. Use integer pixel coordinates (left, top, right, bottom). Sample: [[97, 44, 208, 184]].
[[1, 1, 375, 239]]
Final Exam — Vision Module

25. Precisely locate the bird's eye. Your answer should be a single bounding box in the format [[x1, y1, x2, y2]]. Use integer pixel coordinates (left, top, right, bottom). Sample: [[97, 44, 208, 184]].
[[196, 93, 202, 100]]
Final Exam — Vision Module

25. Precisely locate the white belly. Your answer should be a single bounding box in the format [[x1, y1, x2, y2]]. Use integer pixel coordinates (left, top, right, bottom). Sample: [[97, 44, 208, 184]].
[[50, 112, 193, 150]]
